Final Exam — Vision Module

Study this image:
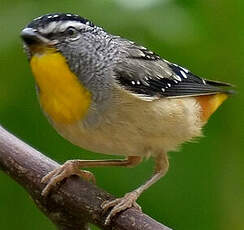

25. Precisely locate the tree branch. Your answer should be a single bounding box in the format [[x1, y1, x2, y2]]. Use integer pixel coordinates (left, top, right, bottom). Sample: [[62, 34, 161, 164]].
[[0, 125, 172, 230]]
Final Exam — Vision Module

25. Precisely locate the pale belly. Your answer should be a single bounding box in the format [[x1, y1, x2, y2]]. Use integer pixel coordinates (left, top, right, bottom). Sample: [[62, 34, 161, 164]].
[[50, 95, 204, 157]]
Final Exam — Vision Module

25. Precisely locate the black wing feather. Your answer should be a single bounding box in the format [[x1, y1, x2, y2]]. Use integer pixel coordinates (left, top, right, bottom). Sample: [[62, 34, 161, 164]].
[[114, 45, 233, 98]]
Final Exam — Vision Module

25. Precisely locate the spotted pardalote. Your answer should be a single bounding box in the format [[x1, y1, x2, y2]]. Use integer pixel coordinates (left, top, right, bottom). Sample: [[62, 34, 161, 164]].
[[21, 13, 234, 225]]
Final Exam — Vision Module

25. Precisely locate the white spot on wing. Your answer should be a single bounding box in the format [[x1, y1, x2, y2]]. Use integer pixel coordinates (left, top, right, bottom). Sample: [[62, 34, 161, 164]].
[[180, 70, 187, 79], [174, 75, 182, 81], [181, 67, 189, 73], [133, 94, 158, 101], [163, 69, 173, 76], [140, 52, 146, 57], [139, 46, 147, 50]]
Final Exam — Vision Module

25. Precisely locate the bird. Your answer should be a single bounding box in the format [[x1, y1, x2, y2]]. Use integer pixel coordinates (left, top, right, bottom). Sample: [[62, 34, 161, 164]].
[[20, 13, 233, 225]]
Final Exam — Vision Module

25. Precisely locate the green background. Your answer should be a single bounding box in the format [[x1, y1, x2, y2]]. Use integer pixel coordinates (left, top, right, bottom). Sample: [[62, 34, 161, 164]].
[[0, 0, 243, 229]]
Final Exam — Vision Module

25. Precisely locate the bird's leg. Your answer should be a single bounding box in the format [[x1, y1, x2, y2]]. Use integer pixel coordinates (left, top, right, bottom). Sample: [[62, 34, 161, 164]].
[[41, 156, 142, 196], [101, 153, 169, 225]]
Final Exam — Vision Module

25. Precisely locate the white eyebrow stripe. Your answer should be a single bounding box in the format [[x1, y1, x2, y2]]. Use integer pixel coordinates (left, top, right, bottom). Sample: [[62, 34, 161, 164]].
[[59, 21, 88, 31], [38, 21, 88, 34], [38, 21, 59, 34]]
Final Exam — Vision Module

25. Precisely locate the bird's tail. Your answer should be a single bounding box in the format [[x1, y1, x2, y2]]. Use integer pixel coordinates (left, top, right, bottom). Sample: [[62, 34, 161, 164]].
[[196, 93, 230, 121]]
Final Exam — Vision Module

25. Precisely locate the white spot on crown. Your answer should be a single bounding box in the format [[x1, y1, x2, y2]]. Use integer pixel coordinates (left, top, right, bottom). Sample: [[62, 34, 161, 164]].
[[33, 16, 42, 21]]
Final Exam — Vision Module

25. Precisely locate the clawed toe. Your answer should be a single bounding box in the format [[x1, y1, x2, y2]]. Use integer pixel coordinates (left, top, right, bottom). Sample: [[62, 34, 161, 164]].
[[41, 167, 61, 184], [41, 166, 70, 196], [101, 191, 141, 225], [41, 161, 95, 197]]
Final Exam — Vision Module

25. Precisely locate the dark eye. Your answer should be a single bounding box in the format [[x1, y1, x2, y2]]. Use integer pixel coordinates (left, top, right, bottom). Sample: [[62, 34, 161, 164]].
[[65, 27, 80, 40]]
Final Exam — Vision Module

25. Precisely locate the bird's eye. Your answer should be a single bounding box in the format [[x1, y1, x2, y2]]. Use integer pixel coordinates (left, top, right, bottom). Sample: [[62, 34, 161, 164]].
[[65, 27, 80, 40]]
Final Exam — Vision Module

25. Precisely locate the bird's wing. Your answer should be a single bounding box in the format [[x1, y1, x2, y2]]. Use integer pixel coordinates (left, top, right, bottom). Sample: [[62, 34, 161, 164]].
[[114, 43, 233, 100]]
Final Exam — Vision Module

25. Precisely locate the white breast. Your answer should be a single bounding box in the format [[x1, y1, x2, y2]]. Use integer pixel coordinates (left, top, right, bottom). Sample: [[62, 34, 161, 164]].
[[52, 88, 204, 157]]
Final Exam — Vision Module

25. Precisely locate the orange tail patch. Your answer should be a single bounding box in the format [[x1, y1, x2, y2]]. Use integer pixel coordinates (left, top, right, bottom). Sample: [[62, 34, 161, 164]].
[[196, 93, 228, 121]]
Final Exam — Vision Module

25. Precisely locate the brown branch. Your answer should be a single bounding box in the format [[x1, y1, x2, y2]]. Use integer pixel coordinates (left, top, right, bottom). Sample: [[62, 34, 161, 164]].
[[0, 125, 172, 230]]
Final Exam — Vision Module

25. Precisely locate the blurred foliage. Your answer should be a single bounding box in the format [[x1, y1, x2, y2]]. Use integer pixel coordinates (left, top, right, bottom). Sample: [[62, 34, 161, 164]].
[[0, 0, 243, 230]]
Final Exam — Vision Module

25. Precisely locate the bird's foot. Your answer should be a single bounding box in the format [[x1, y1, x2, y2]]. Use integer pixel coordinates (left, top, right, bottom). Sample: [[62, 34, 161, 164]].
[[101, 190, 142, 225], [41, 160, 95, 196]]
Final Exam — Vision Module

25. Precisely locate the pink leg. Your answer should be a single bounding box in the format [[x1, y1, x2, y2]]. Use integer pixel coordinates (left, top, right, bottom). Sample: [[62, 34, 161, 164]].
[[101, 153, 169, 224], [41, 156, 142, 196]]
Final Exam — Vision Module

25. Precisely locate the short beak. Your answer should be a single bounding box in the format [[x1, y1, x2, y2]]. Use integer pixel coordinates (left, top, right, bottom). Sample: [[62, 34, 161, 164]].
[[20, 28, 52, 46]]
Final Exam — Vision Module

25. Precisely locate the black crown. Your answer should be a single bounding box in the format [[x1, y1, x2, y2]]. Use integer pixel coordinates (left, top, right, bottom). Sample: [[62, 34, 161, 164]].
[[27, 13, 94, 29]]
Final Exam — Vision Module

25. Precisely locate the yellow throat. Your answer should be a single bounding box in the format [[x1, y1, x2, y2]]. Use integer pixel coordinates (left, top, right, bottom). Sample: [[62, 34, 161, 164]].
[[30, 48, 91, 124]]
